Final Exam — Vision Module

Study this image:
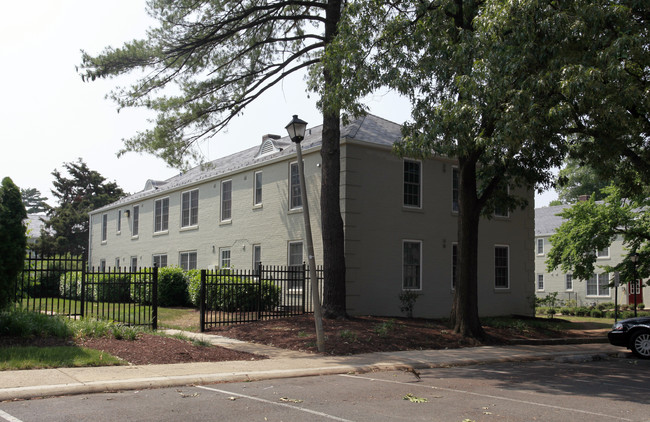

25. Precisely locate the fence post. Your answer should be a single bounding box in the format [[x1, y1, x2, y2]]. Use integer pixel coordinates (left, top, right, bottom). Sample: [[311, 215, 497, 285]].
[[81, 260, 86, 319], [152, 265, 158, 330], [302, 263, 307, 314], [257, 263, 263, 321], [199, 269, 206, 333]]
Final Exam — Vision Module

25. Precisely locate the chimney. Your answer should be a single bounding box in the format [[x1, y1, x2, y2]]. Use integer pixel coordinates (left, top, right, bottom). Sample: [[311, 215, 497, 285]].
[[262, 134, 281, 141]]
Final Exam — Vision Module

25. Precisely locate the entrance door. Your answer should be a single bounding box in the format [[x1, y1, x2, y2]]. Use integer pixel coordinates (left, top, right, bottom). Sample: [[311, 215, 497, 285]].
[[628, 280, 644, 306]]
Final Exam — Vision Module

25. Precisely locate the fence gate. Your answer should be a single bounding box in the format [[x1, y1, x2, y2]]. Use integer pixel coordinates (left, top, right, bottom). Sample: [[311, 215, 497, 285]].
[[16, 254, 158, 329], [200, 264, 323, 331]]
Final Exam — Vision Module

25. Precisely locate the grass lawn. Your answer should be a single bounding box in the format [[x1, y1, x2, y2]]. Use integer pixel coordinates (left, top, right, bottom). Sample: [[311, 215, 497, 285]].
[[0, 346, 124, 370], [158, 307, 200, 331]]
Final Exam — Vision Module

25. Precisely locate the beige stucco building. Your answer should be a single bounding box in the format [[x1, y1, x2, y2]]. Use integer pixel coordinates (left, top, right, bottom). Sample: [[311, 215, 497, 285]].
[[535, 204, 648, 307], [89, 114, 535, 318]]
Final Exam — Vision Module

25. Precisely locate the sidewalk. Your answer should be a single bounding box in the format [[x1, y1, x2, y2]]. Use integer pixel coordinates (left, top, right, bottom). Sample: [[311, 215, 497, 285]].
[[0, 332, 622, 401]]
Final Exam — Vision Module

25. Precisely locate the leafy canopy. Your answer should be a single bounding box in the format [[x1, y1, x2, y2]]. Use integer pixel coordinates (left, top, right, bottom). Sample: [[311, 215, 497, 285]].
[[0, 177, 27, 310]]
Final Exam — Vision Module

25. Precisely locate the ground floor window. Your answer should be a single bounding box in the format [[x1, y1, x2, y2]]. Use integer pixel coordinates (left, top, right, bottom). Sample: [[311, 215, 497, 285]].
[[180, 251, 197, 271], [537, 274, 544, 291], [288, 241, 303, 288], [587, 273, 610, 297], [130, 256, 138, 271], [220, 248, 231, 269], [253, 244, 262, 271], [153, 254, 168, 268], [403, 240, 422, 290], [565, 274, 573, 291], [494, 245, 509, 289]]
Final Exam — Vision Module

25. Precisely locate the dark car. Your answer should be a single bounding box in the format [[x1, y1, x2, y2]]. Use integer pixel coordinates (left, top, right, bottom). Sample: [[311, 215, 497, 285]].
[[608, 316, 650, 358]]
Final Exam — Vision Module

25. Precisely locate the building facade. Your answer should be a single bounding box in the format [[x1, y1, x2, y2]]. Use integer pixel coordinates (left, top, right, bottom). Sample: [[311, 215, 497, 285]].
[[89, 114, 535, 318], [535, 205, 647, 307]]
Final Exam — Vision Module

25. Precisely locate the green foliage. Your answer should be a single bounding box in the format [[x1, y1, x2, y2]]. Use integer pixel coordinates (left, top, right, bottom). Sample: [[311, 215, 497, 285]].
[[0, 345, 124, 370], [590, 309, 603, 318], [0, 309, 72, 338], [186, 269, 202, 307], [58, 271, 132, 303], [0, 177, 27, 310], [158, 267, 190, 307], [204, 274, 280, 312], [547, 186, 650, 282], [129, 270, 154, 305], [38, 159, 125, 256], [339, 329, 358, 342], [556, 159, 610, 204], [20, 187, 49, 214], [398, 290, 421, 318], [374, 319, 396, 338]]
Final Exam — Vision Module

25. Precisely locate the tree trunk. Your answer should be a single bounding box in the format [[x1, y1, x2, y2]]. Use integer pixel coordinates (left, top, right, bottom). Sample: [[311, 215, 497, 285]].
[[450, 157, 485, 339], [320, 0, 347, 319]]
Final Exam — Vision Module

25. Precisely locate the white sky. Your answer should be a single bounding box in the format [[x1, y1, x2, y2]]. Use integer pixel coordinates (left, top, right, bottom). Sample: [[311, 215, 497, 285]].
[[0, 0, 556, 208]]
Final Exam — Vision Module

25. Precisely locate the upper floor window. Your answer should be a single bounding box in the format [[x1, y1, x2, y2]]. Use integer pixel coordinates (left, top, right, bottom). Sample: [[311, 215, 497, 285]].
[[117, 210, 122, 233], [132, 205, 140, 237], [154, 197, 169, 232], [290, 162, 302, 210], [180, 251, 197, 271], [452, 167, 459, 213], [254, 171, 263, 206], [494, 245, 509, 289], [596, 247, 610, 259], [181, 189, 199, 227], [101, 214, 108, 242], [536, 238, 544, 255], [494, 186, 510, 218], [403, 160, 421, 208], [403, 240, 422, 290], [221, 180, 232, 221]]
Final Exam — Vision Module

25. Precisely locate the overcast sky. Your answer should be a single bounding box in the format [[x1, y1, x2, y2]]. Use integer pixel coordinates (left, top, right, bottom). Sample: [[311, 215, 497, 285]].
[[0, 0, 556, 208]]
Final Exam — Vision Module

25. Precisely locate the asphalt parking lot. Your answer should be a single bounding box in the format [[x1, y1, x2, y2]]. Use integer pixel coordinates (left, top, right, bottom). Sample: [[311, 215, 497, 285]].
[[2, 357, 649, 422]]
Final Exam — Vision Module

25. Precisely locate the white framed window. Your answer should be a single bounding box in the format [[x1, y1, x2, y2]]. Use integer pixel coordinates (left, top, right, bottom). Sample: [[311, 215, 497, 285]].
[[221, 180, 232, 222], [154, 197, 169, 232], [537, 274, 544, 291], [596, 247, 610, 259], [132, 205, 140, 237], [494, 245, 510, 289], [101, 213, 108, 242], [115, 258, 120, 269], [253, 244, 262, 270], [130, 256, 138, 271], [587, 273, 610, 297], [403, 160, 421, 208], [220, 248, 231, 269], [254, 171, 263, 206], [451, 243, 458, 290], [181, 189, 199, 227], [99, 259, 106, 272], [565, 273, 573, 291], [452, 166, 459, 213], [403, 240, 422, 290], [153, 254, 167, 268], [179, 251, 197, 271], [288, 241, 304, 288], [117, 210, 122, 233], [536, 238, 544, 255], [289, 162, 302, 210]]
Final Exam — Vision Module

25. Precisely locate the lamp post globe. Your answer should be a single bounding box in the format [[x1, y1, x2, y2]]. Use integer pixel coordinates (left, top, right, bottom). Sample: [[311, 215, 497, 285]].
[[285, 115, 308, 143]]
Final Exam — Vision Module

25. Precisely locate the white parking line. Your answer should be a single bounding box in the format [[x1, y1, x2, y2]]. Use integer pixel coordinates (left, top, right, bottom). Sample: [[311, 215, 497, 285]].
[[340, 374, 635, 422], [196, 385, 355, 422], [0, 409, 23, 422]]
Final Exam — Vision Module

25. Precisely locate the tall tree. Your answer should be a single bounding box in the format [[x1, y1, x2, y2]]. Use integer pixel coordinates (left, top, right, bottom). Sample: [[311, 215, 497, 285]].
[[78, 0, 348, 319], [0, 177, 27, 310], [21, 188, 49, 214], [327, 0, 572, 338], [556, 159, 610, 204], [39, 159, 125, 256]]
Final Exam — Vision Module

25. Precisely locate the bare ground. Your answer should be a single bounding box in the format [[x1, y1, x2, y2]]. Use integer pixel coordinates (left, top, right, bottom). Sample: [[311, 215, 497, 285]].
[[1, 315, 608, 366]]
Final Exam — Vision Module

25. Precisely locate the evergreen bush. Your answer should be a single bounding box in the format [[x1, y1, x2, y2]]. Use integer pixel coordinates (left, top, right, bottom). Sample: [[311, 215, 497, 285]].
[[158, 267, 189, 307]]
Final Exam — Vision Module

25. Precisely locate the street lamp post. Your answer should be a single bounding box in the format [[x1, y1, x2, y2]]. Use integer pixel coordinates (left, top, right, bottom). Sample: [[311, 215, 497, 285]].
[[285, 115, 325, 353], [631, 252, 639, 318]]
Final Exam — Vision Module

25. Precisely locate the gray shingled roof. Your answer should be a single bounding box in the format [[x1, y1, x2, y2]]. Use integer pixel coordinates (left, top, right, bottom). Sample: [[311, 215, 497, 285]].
[[535, 204, 570, 236], [91, 114, 402, 214]]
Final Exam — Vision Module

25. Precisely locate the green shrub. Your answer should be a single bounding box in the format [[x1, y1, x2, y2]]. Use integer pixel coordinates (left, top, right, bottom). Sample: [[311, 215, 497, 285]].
[[158, 267, 190, 307], [638, 303, 645, 310], [546, 308, 556, 318], [596, 302, 614, 311], [0, 309, 72, 338], [575, 307, 590, 316], [129, 270, 154, 305], [590, 309, 603, 318], [559, 307, 572, 316], [186, 269, 201, 307], [204, 274, 280, 312], [398, 290, 420, 318], [93, 273, 132, 303]]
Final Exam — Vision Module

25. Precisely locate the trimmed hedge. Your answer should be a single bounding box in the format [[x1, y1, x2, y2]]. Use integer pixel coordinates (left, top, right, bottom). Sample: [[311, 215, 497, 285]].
[[157, 267, 190, 307]]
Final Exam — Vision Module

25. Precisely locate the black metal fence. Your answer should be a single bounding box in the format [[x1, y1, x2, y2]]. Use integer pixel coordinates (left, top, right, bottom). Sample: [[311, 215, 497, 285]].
[[199, 264, 323, 331], [15, 254, 158, 329]]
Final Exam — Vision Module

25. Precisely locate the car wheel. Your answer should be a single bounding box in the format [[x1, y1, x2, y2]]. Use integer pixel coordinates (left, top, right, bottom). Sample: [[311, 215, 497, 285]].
[[630, 331, 650, 359]]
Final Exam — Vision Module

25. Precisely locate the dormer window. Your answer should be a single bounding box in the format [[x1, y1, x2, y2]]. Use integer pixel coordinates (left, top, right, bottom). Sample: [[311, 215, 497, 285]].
[[255, 134, 282, 158]]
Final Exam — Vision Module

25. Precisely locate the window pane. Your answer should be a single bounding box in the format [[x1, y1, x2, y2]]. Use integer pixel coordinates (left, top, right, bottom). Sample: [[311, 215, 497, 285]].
[[403, 241, 421, 289], [537, 274, 544, 290], [132, 206, 139, 236], [290, 163, 302, 209], [495, 246, 509, 288], [254, 172, 263, 205], [101, 214, 107, 241], [452, 167, 459, 212], [403, 161, 421, 207], [222, 181, 232, 221], [220, 249, 231, 268], [537, 239, 544, 254], [190, 190, 198, 225], [566, 274, 573, 290], [182, 190, 198, 227]]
